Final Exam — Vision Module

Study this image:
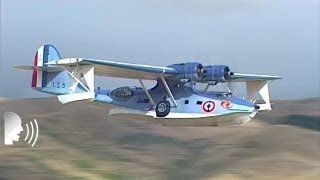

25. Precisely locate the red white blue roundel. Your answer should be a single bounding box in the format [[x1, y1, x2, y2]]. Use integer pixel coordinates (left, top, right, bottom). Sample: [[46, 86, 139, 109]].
[[203, 101, 215, 113], [221, 100, 232, 108]]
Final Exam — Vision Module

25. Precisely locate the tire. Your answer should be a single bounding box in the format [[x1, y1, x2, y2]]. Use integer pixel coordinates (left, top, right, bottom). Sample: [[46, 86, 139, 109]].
[[156, 101, 170, 117]]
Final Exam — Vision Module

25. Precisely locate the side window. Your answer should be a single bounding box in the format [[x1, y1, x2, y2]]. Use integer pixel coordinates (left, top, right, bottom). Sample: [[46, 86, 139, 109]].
[[110, 87, 133, 101], [185, 100, 189, 104], [196, 101, 202, 105]]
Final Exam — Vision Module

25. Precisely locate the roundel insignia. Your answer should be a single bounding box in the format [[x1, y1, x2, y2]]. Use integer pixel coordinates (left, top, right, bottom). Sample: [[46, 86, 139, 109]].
[[203, 101, 215, 113], [221, 100, 232, 108]]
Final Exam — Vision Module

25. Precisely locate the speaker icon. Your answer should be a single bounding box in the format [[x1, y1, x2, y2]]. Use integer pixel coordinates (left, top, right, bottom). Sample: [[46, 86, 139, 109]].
[[4, 112, 39, 147], [24, 119, 39, 147]]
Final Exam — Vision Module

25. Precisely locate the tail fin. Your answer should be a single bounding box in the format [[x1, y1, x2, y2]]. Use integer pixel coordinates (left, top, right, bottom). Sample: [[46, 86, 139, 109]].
[[32, 45, 62, 88], [16, 44, 95, 103], [30, 45, 70, 95]]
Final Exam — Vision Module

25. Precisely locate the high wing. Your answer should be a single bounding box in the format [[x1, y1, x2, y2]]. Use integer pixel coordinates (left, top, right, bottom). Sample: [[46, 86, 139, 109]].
[[45, 58, 178, 80], [229, 73, 281, 82], [18, 57, 281, 81]]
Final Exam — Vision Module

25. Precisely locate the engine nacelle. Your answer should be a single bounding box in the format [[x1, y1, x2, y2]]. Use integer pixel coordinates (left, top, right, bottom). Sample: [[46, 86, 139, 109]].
[[202, 65, 232, 82], [169, 62, 204, 82]]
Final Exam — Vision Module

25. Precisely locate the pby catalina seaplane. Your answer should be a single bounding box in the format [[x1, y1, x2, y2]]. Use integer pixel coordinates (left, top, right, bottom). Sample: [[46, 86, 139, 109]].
[[16, 45, 280, 126]]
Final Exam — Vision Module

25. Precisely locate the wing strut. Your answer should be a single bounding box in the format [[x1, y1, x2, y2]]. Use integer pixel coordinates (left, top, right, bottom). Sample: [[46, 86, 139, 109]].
[[160, 76, 178, 107], [204, 84, 210, 92], [138, 79, 155, 106], [57, 65, 95, 104]]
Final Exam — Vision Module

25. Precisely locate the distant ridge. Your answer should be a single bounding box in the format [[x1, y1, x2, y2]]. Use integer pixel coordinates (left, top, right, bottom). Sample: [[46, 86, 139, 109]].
[[0, 96, 319, 179], [0, 97, 10, 102]]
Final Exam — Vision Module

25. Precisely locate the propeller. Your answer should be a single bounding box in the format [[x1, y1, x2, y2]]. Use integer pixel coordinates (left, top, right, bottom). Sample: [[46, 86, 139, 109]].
[[196, 64, 204, 78], [224, 60, 237, 94]]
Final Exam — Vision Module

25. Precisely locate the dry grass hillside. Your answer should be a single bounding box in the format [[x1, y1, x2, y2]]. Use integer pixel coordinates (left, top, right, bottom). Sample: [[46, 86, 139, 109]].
[[0, 97, 319, 179]]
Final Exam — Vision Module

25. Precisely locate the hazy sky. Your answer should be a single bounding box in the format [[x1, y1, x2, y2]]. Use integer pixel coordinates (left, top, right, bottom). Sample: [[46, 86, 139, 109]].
[[0, 0, 319, 99]]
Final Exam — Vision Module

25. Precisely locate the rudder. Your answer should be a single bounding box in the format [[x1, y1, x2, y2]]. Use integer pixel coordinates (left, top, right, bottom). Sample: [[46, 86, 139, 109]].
[[31, 45, 70, 95], [32, 45, 62, 88]]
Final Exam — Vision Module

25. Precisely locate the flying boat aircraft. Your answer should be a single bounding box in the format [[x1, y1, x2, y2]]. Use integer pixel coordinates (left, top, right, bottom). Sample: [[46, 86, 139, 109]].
[[16, 45, 281, 126]]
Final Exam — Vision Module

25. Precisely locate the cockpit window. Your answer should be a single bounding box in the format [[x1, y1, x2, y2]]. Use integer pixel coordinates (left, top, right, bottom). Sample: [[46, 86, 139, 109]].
[[110, 86, 133, 100], [214, 92, 232, 99]]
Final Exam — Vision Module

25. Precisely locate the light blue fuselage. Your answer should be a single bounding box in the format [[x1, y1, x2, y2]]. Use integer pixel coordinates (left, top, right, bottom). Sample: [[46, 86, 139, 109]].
[[36, 78, 255, 118], [93, 80, 255, 116]]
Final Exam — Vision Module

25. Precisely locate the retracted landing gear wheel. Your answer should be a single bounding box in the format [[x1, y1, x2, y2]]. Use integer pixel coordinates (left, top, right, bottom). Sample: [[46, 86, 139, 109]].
[[156, 101, 170, 117]]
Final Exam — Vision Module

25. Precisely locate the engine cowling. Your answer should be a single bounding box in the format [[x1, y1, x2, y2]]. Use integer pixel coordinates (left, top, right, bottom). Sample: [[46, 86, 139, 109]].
[[169, 62, 204, 82], [203, 65, 232, 82]]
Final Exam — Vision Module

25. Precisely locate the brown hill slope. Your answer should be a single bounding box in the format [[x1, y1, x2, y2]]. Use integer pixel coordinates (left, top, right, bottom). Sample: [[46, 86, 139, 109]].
[[0, 97, 319, 179]]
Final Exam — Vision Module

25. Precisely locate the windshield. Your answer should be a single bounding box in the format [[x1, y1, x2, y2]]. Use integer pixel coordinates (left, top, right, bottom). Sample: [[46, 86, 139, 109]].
[[214, 92, 232, 99]]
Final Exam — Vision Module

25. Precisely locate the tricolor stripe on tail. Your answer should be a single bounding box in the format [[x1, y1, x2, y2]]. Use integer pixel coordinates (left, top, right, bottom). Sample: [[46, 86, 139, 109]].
[[31, 45, 61, 88]]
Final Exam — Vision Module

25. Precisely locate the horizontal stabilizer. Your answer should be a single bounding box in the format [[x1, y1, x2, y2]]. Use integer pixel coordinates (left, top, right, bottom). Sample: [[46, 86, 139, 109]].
[[58, 92, 95, 104], [14, 66, 64, 72]]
